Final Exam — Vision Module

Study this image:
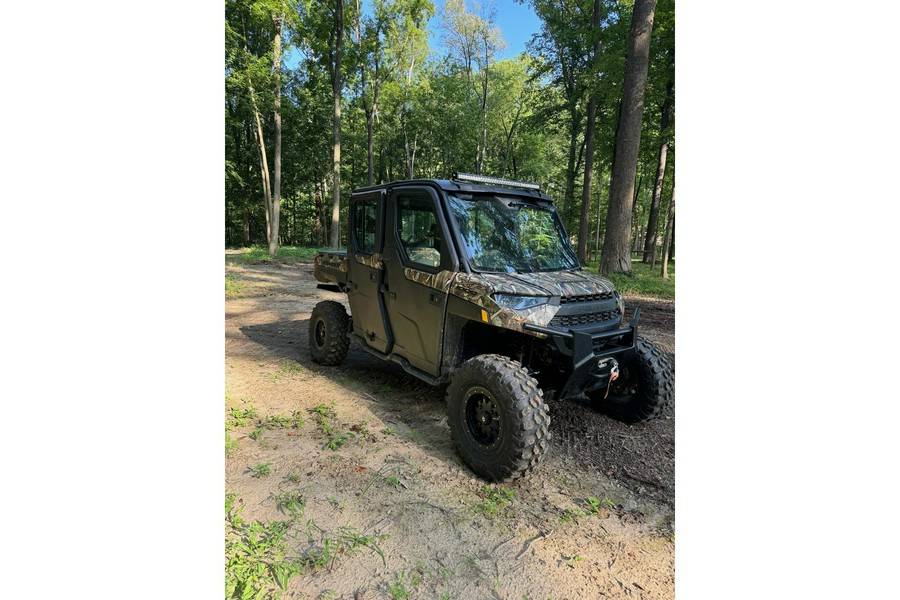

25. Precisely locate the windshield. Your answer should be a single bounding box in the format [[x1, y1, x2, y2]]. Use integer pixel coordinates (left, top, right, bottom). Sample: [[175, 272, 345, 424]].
[[447, 194, 580, 273]]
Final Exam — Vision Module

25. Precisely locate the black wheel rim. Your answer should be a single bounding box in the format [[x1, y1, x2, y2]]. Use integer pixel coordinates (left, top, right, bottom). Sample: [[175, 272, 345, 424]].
[[464, 386, 501, 448], [314, 319, 326, 348]]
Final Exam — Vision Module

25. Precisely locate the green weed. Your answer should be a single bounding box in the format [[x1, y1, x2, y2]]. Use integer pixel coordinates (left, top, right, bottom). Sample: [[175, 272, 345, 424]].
[[475, 485, 516, 515], [228, 406, 258, 428], [250, 428, 263, 441], [225, 432, 239, 456], [225, 273, 244, 297], [583, 495, 616, 515], [381, 426, 397, 436], [225, 494, 302, 599], [272, 490, 307, 519], [389, 573, 411, 600], [311, 402, 337, 420], [263, 411, 306, 429], [558, 507, 586, 523], [250, 462, 273, 478]]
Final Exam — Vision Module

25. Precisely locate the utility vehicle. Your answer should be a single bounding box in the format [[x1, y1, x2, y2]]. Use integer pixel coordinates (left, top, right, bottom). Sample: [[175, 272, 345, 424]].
[[310, 172, 673, 481]]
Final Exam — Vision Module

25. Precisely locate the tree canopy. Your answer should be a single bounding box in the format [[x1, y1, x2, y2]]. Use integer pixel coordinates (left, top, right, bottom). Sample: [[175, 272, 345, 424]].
[[225, 0, 675, 273]]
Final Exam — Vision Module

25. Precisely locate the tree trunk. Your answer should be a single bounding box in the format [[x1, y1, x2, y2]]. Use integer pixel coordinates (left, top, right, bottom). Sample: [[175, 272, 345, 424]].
[[599, 0, 657, 276], [330, 0, 344, 249], [594, 165, 604, 261], [661, 180, 675, 279], [577, 0, 602, 264], [643, 74, 674, 263], [269, 11, 283, 257], [563, 102, 579, 222]]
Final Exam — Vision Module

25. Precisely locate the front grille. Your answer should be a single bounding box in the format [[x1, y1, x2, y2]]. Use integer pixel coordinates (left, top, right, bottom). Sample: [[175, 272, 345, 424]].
[[550, 309, 621, 327], [559, 292, 615, 304]]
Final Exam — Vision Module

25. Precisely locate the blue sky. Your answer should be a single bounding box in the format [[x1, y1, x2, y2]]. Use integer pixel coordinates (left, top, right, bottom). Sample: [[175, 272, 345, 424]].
[[428, 0, 543, 60]]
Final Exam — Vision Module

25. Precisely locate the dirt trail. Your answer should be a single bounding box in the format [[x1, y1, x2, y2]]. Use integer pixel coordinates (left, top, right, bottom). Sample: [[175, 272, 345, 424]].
[[225, 258, 675, 599]]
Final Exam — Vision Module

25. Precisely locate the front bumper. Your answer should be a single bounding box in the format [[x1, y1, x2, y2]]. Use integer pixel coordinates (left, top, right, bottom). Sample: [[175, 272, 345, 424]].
[[523, 307, 641, 400]]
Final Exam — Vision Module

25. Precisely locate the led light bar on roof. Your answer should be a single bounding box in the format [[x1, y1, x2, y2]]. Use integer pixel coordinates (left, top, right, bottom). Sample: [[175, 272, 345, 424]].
[[451, 172, 541, 192]]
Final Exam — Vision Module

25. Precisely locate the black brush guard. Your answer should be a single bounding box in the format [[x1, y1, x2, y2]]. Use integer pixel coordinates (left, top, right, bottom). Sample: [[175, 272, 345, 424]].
[[523, 307, 641, 400]]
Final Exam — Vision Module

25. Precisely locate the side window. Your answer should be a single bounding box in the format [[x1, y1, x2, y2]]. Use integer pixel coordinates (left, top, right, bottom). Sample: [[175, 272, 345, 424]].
[[352, 197, 377, 254], [397, 194, 443, 269]]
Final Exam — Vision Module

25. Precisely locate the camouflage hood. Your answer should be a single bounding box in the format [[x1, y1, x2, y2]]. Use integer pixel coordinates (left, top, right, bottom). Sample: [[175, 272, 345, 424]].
[[451, 269, 616, 300], [448, 269, 619, 333]]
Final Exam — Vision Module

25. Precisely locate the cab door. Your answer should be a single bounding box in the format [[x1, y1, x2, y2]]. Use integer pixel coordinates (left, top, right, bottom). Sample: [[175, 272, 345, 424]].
[[383, 186, 458, 376], [347, 190, 392, 353]]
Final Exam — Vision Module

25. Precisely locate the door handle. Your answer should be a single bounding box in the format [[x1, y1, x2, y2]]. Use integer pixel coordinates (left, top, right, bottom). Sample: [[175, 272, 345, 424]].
[[429, 293, 440, 306]]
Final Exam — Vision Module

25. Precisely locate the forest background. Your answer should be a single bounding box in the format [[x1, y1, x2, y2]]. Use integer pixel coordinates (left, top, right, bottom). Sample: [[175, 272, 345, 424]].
[[226, 0, 675, 277]]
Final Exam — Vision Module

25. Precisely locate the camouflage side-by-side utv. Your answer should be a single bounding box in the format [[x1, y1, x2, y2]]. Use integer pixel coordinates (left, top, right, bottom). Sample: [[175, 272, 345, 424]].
[[311, 172, 674, 481]]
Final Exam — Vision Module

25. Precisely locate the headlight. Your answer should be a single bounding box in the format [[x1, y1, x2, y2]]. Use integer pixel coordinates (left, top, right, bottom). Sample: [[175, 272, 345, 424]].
[[492, 294, 550, 310], [615, 291, 625, 315]]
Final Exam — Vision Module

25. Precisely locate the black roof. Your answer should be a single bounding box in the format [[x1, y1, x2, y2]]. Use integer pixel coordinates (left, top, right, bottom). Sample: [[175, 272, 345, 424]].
[[351, 178, 554, 203]]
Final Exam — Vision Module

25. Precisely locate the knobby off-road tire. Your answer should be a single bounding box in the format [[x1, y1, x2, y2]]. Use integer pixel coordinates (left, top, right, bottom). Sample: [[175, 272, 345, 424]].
[[591, 336, 673, 423], [447, 354, 551, 482], [309, 301, 350, 366]]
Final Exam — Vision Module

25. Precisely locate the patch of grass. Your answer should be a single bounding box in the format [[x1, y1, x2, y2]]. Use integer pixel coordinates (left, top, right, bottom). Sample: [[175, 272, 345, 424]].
[[583, 495, 616, 515], [389, 572, 411, 600], [225, 494, 302, 599], [311, 402, 337, 420], [286, 473, 300, 484], [250, 462, 273, 478], [227, 406, 258, 428], [385, 475, 402, 490], [249, 428, 263, 441], [558, 507, 586, 523], [272, 490, 307, 519], [226, 245, 328, 264], [381, 426, 397, 436], [581, 258, 675, 299], [225, 273, 244, 297], [225, 432, 239, 456], [475, 485, 516, 516], [263, 411, 306, 429], [324, 431, 355, 451]]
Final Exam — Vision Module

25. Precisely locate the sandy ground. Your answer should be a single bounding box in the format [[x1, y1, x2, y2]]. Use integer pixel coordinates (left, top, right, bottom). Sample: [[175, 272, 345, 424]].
[[225, 256, 675, 599]]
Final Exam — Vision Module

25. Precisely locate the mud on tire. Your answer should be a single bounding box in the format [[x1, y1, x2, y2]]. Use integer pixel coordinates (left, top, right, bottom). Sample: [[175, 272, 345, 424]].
[[309, 301, 350, 366], [591, 336, 673, 423], [447, 354, 550, 482]]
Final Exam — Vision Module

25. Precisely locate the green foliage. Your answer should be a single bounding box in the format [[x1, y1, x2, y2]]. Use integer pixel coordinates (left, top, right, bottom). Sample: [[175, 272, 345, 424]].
[[225, 0, 675, 272], [225, 494, 302, 600], [263, 411, 306, 429], [272, 490, 307, 519], [228, 406, 259, 428], [389, 572, 411, 600], [581, 258, 675, 299], [475, 485, 516, 515], [225, 273, 244, 297], [227, 246, 327, 263], [226, 432, 239, 456], [251, 462, 273, 478]]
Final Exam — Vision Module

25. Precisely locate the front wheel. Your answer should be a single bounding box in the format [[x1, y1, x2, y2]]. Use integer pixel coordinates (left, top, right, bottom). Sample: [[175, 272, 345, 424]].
[[309, 301, 350, 366], [446, 354, 550, 482], [590, 336, 673, 423]]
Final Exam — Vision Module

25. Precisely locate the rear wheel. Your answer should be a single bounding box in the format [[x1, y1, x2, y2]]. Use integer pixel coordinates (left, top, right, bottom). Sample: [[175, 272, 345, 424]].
[[309, 301, 350, 366], [590, 336, 673, 423], [447, 354, 550, 482]]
